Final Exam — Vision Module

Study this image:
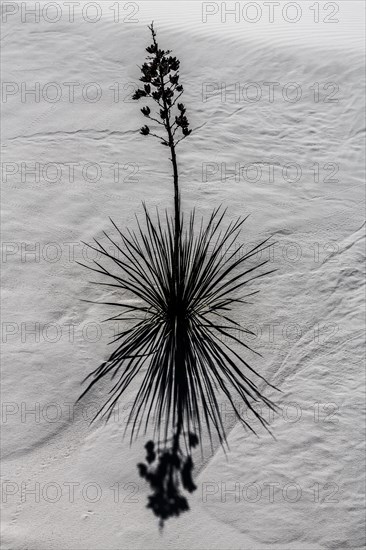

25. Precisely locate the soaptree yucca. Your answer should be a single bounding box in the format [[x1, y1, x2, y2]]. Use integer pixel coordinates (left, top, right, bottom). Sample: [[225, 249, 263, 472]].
[[78, 23, 278, 527]]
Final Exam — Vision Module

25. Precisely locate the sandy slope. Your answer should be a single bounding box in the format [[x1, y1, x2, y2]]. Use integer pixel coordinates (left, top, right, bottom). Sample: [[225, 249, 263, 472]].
[[1, 2, 365, 548]]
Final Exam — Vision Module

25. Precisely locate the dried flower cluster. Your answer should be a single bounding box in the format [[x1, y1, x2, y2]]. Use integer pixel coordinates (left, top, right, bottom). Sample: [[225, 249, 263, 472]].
[[132, 23, 191, 147]]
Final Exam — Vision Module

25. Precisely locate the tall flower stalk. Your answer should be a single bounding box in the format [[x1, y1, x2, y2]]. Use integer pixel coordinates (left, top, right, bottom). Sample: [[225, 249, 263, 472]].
[[78, 23, 279, 527], [133, 22, 190, 287]]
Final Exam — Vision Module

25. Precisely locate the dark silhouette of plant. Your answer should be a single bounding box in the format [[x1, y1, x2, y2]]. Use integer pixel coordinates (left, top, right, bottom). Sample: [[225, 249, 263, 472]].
[[137, 434, 198, 529], [132, 22, 190, 290], [78, 22, 279, 528]]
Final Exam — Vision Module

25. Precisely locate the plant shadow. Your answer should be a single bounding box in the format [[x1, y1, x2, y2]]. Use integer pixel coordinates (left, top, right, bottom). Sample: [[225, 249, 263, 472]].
[[138, 434, 198, 529]]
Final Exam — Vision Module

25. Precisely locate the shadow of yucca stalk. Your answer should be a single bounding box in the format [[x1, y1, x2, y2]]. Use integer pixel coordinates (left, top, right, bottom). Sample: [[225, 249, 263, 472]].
[[78, 22, 280, 528]]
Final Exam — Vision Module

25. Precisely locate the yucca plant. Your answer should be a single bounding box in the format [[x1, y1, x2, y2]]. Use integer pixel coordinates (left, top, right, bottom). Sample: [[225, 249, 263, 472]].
[[78, 22, 278, 527]]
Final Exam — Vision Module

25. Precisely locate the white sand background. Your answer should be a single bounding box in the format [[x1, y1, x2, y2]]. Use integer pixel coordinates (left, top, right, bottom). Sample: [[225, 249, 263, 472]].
[[1, 1, 365, 548]]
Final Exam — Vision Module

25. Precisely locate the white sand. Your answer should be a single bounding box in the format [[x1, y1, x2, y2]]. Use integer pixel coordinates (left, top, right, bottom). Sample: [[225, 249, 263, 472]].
[[1, 1, 365, 548]]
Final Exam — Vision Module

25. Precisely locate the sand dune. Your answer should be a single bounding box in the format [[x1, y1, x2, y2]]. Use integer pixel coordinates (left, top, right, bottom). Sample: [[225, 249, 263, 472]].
[[1, 2, 365, 548]]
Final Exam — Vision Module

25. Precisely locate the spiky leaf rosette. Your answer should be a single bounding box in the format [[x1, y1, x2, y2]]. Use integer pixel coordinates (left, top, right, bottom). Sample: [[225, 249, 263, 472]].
[[78, 206, 278, 450]]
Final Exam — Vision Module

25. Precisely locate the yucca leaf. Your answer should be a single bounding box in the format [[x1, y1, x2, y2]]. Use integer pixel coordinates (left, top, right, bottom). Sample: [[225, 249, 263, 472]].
[[78, 208, 279, 447]]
